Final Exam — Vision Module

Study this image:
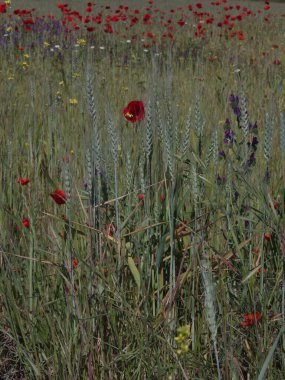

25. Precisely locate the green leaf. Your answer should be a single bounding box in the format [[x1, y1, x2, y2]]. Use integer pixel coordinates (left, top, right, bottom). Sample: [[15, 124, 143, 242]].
[[127, 255, 140, 289], [156, 232, 168, 271], [257, 325, 285, 380]]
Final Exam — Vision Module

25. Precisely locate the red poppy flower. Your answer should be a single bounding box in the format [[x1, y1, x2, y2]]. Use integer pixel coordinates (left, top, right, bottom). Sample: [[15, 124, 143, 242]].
[[22, 218, 30, 229], [18, 177, 30, 186], [0, 2, 6, 13], [50, 189, 66, 205], [273, 59, 281, 65], [123, 101, 145, 123], [143, 13, 152, 24], [238, 32, 245, 41], [146, 32, 154, 38], [72, 258, 79, 269], [138, 193, 144, 201], [130, 17, 139, 26], [241, 311, 261, 327], [264, 232, 271, 241], [23, 18, 34, 25], [104, 23, 113, 33], [57, 3, 68, 9]]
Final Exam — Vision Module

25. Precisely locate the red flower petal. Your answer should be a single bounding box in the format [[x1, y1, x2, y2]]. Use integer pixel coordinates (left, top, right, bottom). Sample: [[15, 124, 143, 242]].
[[264, 232, 271, 241], [18, 177, 30, 186], [123, 101, 145, 123], [72, 258, 79, 269], [241, 312, 262, 327], [22, 218, 30, 229], [50, 189, 66, 205]]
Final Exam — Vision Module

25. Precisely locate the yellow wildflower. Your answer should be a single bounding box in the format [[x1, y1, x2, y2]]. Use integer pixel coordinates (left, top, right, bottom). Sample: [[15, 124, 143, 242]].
[[175, 324, 191, 355], [177, 324, 190, 336], [69, 98, 78, 105], [6, 26, 12, 33], [43, 42, 50, 48], [21, 62, 29, 69], [23, 54, 30, 59], [76, 38, 86, 46]]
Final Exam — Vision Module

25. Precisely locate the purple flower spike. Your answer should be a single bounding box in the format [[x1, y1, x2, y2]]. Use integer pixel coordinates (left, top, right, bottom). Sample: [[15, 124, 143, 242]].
[[234, 107, 241, 117], [252, 136, 258, 148], [224, 128, 235, 144]]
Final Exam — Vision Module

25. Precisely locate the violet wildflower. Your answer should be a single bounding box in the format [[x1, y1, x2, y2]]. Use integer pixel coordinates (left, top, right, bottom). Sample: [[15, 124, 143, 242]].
[[219, 150, 226, 159], [247, 136, 259, 150], [251, 136, 258, 149], [225, 118, 231, 126], [229, 94, 241, 120], [229, 94, 235, 103], [234, 106, 241, 117], [224, 128, 235, 144], [249, 121, 258, 131]]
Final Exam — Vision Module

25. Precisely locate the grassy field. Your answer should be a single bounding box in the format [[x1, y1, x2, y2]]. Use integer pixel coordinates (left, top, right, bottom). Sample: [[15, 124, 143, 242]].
[[0, 1, 285, 379]]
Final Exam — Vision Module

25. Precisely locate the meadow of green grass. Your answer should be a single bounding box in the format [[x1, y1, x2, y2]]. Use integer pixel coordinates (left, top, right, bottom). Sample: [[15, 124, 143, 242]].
[[0, 1, 285, 379]]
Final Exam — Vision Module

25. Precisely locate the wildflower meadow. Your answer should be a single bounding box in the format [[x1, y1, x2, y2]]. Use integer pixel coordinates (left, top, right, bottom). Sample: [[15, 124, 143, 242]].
[[0, 0, 285, 379]]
